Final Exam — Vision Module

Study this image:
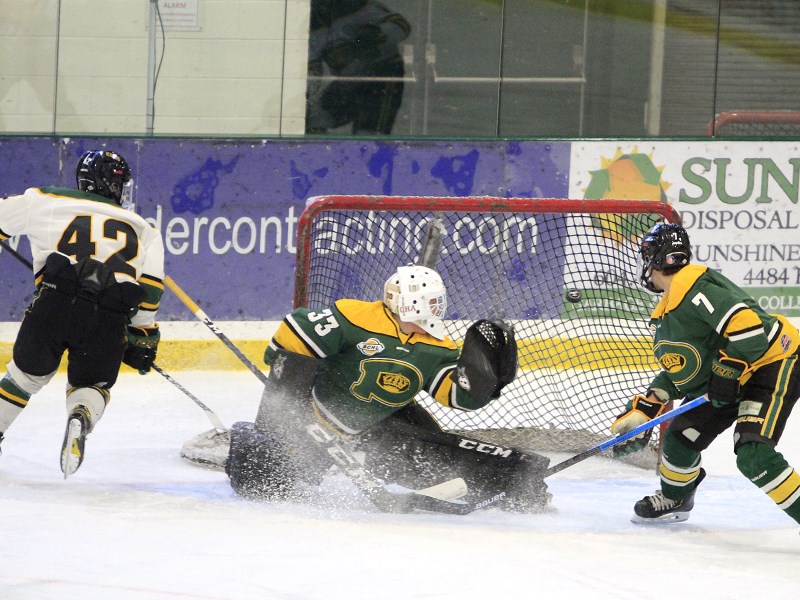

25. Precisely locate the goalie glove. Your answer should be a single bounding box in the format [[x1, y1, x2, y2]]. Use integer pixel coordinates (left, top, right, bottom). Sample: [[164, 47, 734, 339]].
[[452, 318, 518, 406], [609, 393, 666, 457], [708, 352, 747, 408], [123, 325, 160, 374]]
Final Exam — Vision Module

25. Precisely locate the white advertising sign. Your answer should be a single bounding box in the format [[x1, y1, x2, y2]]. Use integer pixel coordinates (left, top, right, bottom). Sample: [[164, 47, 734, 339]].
[[569, 142, 800, 315]]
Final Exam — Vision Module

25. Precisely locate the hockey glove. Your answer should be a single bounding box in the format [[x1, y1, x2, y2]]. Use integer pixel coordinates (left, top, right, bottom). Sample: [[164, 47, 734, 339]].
[[708, 353, 746, 408], [610, 394, 666, 457], [123, 325, 160, 374]]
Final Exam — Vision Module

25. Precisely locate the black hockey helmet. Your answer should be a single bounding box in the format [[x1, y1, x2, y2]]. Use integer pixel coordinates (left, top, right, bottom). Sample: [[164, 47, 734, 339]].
[[639, 223, 691, 293], [76, 150, 133, 207]]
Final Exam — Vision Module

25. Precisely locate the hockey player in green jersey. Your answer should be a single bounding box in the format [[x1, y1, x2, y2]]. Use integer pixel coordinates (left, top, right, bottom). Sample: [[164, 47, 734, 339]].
[[611, 223, 800, 524], [0, 150, 165, 477], [226, 265, 551, 512]]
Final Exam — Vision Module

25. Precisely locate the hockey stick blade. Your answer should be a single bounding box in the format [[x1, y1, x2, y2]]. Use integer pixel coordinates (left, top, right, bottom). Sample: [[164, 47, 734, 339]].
[[415, 477, 468, 501], [304, 422, 480, 514], [543, 395, 709, 478]]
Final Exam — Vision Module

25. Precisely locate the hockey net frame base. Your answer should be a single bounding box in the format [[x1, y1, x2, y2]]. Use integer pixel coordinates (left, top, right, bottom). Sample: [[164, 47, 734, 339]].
[[293, 196, 681, 469]]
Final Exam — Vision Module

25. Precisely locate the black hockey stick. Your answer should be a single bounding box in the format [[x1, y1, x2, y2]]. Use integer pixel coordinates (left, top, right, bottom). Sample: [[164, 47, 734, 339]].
[[164, 275, 269, 385], [0, 239, 228, 432], [0, 238, 32, 270]]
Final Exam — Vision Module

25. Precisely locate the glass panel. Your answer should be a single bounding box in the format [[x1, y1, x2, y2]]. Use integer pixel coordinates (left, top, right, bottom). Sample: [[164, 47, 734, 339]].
[[0, 1, 58, 133], [498, 0, 588, 137]]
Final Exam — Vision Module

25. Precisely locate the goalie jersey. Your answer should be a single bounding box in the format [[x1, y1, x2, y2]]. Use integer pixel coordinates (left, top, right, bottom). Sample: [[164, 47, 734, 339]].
[[647, 264, 799, 400], [0, 187, 165, 330], [265, 299, 488, 434]]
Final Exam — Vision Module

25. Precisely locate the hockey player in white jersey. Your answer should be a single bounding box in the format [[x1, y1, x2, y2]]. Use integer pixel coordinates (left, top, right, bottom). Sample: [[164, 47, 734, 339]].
[[0, 150, 165, 477]]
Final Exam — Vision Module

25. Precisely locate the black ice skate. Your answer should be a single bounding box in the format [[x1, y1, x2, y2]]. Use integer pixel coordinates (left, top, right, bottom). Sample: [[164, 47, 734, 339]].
[[632, 469, 705, 524], [60, 406, 90, 479]]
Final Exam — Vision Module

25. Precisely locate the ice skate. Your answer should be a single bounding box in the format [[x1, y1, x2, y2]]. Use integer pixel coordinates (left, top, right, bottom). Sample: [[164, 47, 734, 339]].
[[60, 406, 90, 479], [632, 469, 705, 523]]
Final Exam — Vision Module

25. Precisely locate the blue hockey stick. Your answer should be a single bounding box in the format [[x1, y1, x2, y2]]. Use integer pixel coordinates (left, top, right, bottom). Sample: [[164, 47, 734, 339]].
[[544, 395, 709, 477]]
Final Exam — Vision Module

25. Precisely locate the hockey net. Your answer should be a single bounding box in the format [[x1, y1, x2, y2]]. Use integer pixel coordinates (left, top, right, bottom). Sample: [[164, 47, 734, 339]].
[[706, 110, 800, 137], [294, 196, 681, 467]]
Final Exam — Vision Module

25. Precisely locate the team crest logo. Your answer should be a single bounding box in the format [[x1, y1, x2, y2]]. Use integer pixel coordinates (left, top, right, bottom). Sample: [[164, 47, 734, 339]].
[[659, 353, 686, 373], [357, 338, 385, 356], [377, 372, 410, 393]]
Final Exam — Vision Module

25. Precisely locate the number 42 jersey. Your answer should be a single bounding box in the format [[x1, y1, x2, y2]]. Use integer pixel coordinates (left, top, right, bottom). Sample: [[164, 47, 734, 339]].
[[0, 187, 165, 325]]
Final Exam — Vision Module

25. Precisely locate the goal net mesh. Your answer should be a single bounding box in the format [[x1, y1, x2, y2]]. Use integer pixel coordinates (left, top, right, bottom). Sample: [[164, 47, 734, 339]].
[[294, 196, 680, 465]]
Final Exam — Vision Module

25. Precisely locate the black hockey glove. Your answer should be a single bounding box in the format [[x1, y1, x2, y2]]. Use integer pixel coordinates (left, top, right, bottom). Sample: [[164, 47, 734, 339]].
[[453, 319, 517, 406], [610, 393, 666, 457], [708, 353, 746, 408], [123, 326, 160, 374]]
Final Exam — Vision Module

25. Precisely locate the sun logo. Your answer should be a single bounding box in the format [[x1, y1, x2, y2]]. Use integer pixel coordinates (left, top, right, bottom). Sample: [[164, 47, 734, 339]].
[[583, 147, 671, 246]]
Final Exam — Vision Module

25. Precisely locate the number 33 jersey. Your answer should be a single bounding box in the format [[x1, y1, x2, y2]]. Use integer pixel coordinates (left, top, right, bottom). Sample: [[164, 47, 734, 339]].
[[265, 299, 485, 434], [0, 187, 165, 325]]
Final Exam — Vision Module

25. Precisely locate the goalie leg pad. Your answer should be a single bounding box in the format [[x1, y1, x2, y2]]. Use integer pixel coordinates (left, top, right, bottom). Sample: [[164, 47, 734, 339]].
[[256, 349, 318, 429], [359, 405, 550, 512], [226, 421, 299, 501]]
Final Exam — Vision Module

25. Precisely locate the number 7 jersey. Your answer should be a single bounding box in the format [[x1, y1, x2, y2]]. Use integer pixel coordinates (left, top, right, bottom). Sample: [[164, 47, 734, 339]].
[[648, 264, 799, 400], [0, 187, 165, 326]]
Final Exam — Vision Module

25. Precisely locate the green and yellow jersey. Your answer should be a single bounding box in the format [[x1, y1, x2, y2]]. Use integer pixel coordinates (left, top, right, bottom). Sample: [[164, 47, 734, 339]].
[[648, 265, 799, 400], [265, 299, 485, 434]]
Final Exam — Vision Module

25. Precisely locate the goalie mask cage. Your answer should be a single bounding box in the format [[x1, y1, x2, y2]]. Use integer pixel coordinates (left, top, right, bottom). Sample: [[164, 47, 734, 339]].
[[706, 110, 800, 137], [294, 196, 681, 463]]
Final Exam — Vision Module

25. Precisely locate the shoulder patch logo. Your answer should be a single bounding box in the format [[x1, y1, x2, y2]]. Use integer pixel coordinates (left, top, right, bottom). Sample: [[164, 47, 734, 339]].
[[357, 338, 385, 356], [780, 333, 792, 352]]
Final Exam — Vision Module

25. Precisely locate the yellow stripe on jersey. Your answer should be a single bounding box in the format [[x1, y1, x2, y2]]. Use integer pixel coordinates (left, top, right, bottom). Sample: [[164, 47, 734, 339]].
[[335, 299, 458, 350], [650, 265, 708, 318], [271, 322, 319, 358], [723, 310, 764, 338]]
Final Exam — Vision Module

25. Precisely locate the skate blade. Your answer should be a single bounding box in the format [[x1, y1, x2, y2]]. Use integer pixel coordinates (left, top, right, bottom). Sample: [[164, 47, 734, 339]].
[[631, 512, 690, 524], [61, 419, 84, 479]]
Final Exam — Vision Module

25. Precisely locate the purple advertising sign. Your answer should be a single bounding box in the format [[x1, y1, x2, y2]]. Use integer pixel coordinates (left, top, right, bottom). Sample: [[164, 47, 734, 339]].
[[0, 138, 570, 320]]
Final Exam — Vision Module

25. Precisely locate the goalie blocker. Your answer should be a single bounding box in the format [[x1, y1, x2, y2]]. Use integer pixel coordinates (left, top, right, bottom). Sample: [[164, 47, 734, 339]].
[[226, 345, 551, 513]]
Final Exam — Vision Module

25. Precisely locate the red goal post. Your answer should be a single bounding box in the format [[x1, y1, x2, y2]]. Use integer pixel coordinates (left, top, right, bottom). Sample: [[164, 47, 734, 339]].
[[294, 196, 680, 462], [706, 110, 800, 137]]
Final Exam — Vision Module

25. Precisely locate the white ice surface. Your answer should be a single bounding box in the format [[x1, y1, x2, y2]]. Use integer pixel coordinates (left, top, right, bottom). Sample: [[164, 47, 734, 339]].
[[1, 371, 798, 600]]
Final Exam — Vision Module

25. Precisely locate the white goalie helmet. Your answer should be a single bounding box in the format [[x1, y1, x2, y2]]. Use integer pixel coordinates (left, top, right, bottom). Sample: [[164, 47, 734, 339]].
[[383, 265, 447, 340]]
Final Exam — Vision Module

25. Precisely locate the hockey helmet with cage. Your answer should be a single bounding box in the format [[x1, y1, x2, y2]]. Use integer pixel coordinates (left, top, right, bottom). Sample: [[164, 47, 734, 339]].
[[76, 150, 133, 209], [639, 222, 691, 293], [383, 265, 447, 340]]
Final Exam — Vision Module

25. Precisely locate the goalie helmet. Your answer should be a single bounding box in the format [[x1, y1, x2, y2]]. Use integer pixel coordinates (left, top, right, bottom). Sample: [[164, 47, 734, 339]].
[[639, 222, 691, 293], [383, 265, 447, 340], [76, 150, 133, 209]]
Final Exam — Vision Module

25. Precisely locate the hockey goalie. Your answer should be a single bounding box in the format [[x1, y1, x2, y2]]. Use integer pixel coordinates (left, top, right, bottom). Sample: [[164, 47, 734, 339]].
[[222, 265, 551, 513]]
